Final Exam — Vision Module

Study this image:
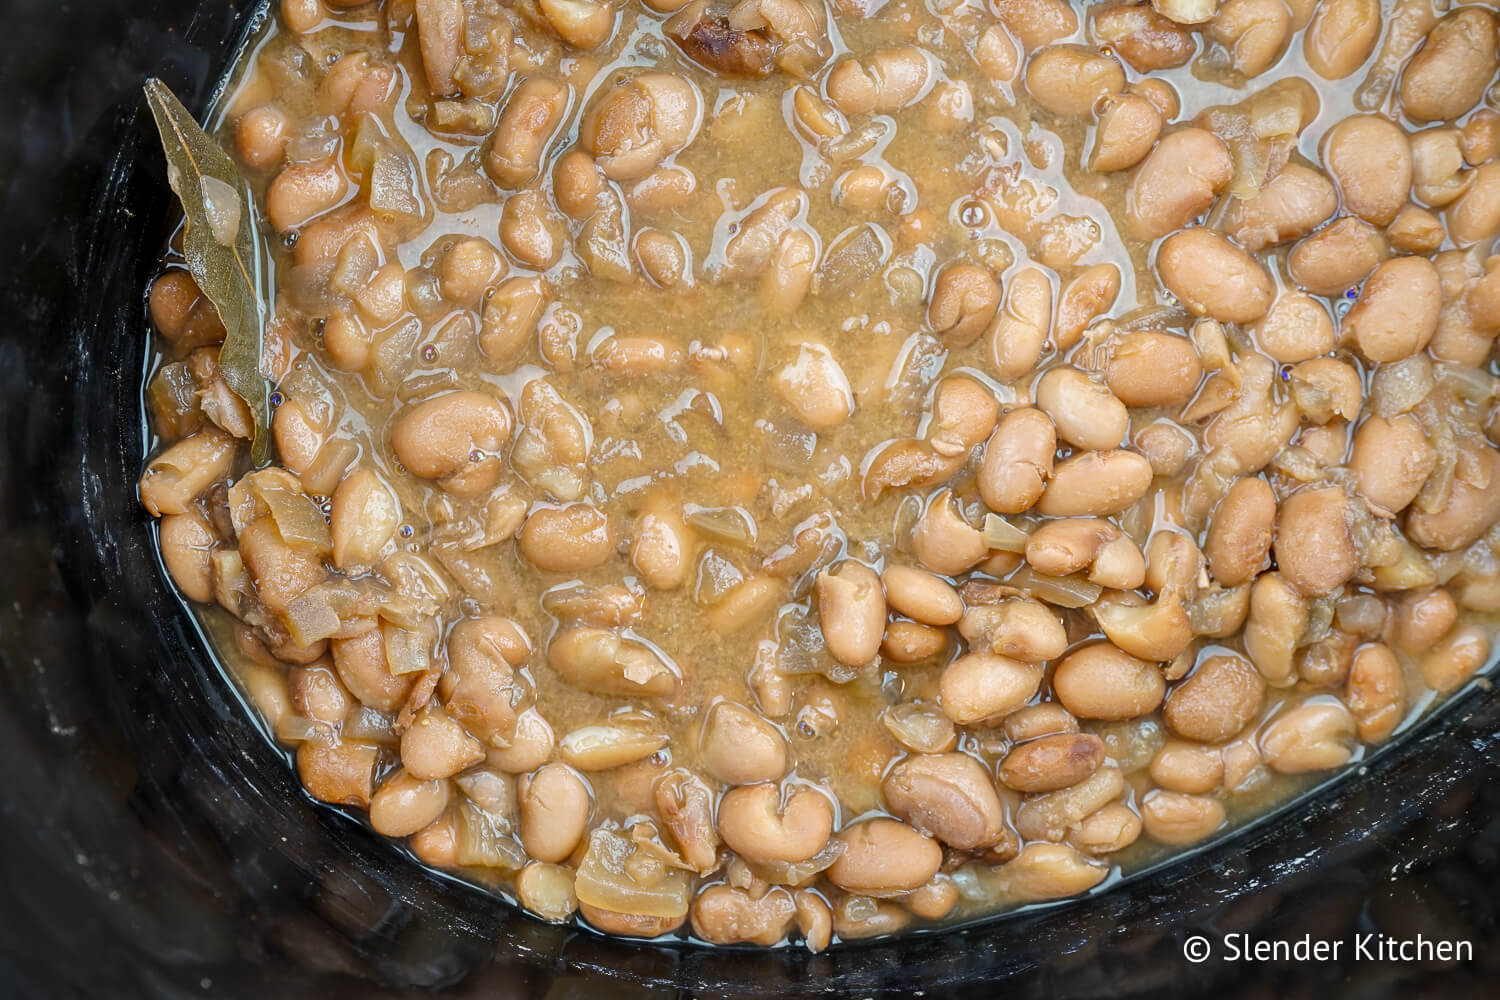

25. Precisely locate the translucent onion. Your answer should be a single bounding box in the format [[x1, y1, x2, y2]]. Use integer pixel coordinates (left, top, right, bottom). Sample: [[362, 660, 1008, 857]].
[[573, 827, 692, 919], [981, 513, 1029, 553], [1007, 566, 1102, 608]]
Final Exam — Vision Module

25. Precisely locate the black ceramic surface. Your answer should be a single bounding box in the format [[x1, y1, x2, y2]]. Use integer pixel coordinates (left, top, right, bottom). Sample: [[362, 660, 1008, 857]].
[[3, 1, 1500, 996]]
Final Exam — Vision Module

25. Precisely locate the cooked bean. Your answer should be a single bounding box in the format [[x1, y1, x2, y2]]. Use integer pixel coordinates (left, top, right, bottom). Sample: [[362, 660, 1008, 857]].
[[1395, 589, 1457, 654], [1088, 93, 1163, 173], [517, 862, 579, 923], [159, 509, 217, 602], [1068, 802, 1143, 855], [480, 276, 548, 367], [826, 47, 932, 115], [1000, 733, 1106, 793], [1025, 46, 1125, 117], [999, 842, 1108, 900], [1124, 129, 1234, 240], [331, 627, 414, 713], [1323, 115, 1411, 227], [928, 264, 1001, 348], [1288, 217, 1389, 296], [266, 157, 348, 232], [1345, 256, 1442, 363], [581, 73, 701, 180], [691, 885, 796, 947], [518, 504, 615, 572], [939, 653, 1042, 725], [1448, 163, 1500, 248], [910, 489, 988, 575], [1420, 625, 1492, 693], [1223, 163, 1337, 251], [1036, 449, 1154, 517], [1141, 790, 1225, 845], [1274, 485, 1357, 598], [826, 818, 942, 894], [1205, 476, 1275, 586], [1210, 0, 1291, 77], [390, 390, 510, 493], [1156, 228, 1274, 323], [1406, 446, 1500, 551], [1092, 4, 1195, 72], [518, 763, 591, 863], [1103, 331, 1203, 407], [1163, 651, 1266, 742], [548, 627, 679, 697], [1136, 421, 1195, 477], [139, 428, 236, 517], [442, 616, 529, 746], [370, 768, 450, 837], [1014, 764, 1124, 841], [815, 561, 886, 667], [1251, 292, 1334, 363], [1054, 264, 1121, 350], [882, 752, 1006, 850], [1036, 367, 1128, 452], [960, 598, 1071, 662], [882, 566, 962, 626], [988, 266, 1053, 379], [403, 704, 485, 779], [880, 620, 950, 664], [1261, 698, 1357, 773], [1053, 643, 1165, 720], [1400, 9, 1499, 123], [700, 702, 787, 785], [772, 342, 854, 430], [297, 740, 377, 808], [1149, 741, 1225, 794], [979, 407, 1057, 514], [717, 782, 835, 865], [1303, 0, 1380, 80], [486, 80, 571, 184], [1348, 415, 1437, 514], [1344, 643, 1407, 743]]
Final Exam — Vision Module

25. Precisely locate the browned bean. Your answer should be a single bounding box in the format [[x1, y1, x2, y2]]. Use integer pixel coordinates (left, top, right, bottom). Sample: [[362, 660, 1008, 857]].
[[882, 753, 1007, 850], [1163, 652, 1266, 742], [1124, 129, 1234, 240], [1323, 115, 1411, 227], [1205, 476, 1275, 586], [1303, 0, 1380, 80], [1054, 643, 1165, 720], [1399, 8, 1500, 123], [1000, 733, 1106, 793], [826, 818, 943, 895], [1092, 4, 1195, 73], [1156, 228, 1274, 323]]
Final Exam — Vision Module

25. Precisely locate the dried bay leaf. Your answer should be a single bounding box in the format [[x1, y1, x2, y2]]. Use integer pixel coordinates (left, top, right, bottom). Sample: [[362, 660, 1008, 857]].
[[144, 78, 272, 465]]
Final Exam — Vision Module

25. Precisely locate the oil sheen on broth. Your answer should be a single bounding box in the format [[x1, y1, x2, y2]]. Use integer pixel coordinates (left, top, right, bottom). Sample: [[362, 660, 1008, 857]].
[[137, 0, 1500, 948]]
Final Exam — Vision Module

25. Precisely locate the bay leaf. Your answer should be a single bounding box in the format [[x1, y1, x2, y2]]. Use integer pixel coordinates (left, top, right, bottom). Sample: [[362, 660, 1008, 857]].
[[144, 78, 272, 466]]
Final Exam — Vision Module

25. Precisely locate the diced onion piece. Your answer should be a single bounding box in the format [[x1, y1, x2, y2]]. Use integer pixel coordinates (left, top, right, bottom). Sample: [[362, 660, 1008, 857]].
[[343, 706, 399, 744], [255, 485, 333, 555], [382, 618, 435, 675], [1008, 567, 1102, 609], [198, 175, 242, 247], [456, 799, 526, 869], [274, 714, 331, 744], [574, 828, 692, 919], [981, 513, 1029, 553]]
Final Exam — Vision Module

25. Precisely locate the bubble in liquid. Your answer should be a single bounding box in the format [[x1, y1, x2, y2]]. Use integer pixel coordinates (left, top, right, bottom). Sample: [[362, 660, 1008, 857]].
[[421, 345, 438, 363], [269, 391, 284, 407], [399, 524, 414, 538]]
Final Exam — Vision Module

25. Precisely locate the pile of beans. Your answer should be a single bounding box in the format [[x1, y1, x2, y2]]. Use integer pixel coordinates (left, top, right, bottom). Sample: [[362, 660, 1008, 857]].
[[138, 0, 1500, 948]]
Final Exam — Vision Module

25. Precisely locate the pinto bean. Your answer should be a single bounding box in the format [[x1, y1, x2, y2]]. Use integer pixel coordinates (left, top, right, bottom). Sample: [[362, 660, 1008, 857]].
[[882, 753, 1007, 850], [1068, 802, 1143, 855], [1124, 129, 1234, 241], [1400, 9, 1500, 123], [911, 489, 988, 575], [1323, 115, 1411, 227], [1036, 367, 1128, 452], [979, 408, 1057, 514], [1163, 652, 1266, 742], [999, 842, 1108, 900], [1303, 0, 1380, 80], [1025, 46, 1125, 117], [928, 264, 1001, 347], [1088, 93, 1163, 173], [519, 763, 591, 863], [1261, 698, 1357, 773], [370, 768, 449, 837], [1054, 643, 1165, 720], [691, 885, 797, 947], [518, 504, 615, 572], [1274, 486, 1357, 598], [1420, 625, 1492, 693], [1344, 643, 1407, 743], [297, 740, 377, 808], [1000, 733, 1106, 793], [816, 562, 886, 668], [159, 509, 217, 602], [1092, 4, 1195, 72], [1205, 476, 1275, 586], [1210, 0, 1291, 77], [1349, 415, 1437, 514], [1104, 331, 1203, 407], [993, 0, 1079, 48], [988, 266, 1053, 380], [139, 428, 236, 517], [581, 72, 701, 181], [939, 653, 1042, 725], [1448, 163, 1500, 248], [1223, 163, 1337, 251], [717, 782, 835, 865], [390, 390, 510, 494], [882, 566, 963, 626], [700, 702, 787, 786], [485, 79, 569, 188], [1251, 292, 1334, 363], [1287, 217, 1389, 296], [1141, 790, 1225, 845], [1395, 589, 1457, 654], [1014, 764, 1125, 842], [1037, 449, 1154, 517], [827, 818, 943, 895], [1407, 446, 1500, 551], [1149, 741, 1225, 794], [1054, 264, 1121, 350], [826, 46, 932, 115], [266, 157, 348, 233], [772, 342, 854, 430], [1156, 228, 1274, 323]]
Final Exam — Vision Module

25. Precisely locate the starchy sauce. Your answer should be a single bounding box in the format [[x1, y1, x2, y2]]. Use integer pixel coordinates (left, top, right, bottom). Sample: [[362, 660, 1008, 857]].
[[138, 0, 1500, 948]]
